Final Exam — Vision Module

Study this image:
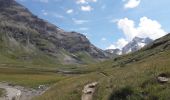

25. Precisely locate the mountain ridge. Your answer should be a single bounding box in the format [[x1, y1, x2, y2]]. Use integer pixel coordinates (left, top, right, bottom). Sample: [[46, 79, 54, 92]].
[[122, 37, 153, 54], [105, 37, 153, 55], [0, 0, 109, 64]]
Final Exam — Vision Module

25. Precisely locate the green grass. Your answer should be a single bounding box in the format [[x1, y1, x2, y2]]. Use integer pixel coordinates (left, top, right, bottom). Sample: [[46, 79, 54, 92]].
[[0, 88, 5, 97], [0, 50, 170, 100], [0, 67, 69, 88], [33, 72, 104, 100], [0, 31, 170, 99], [94, 50, 170, 100], [0, 9, 170, 100], [34, 50, 170, 100], [74, 51, 97, 64]]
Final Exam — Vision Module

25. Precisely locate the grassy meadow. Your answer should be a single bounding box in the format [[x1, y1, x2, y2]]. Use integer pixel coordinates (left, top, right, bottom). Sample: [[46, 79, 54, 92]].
[[33, 50, 170, 100], [0, 39, 170, 100]]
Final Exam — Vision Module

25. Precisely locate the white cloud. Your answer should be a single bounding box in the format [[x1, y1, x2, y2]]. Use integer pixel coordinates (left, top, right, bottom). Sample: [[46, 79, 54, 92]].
[[76, 0, 97, 4], [76, 0, 87, 4], [41, 11, 64, 19], [81, 5, 93, 11], [107, 38, 128, 49], [118, 17, 166, 40], [43, 12, 48, 15], [91, 0, 97, 3], [76, 0, 96, 12], [78, 27, 89, 31], [107, 44, 116, 49], [72, 18, 89, 25], [38, 0, 49, 3], [118, 18, 137, 40], [66, 9, 74, 14], [101, 37, 106, 41], [41, 10, 48, 16], [116, 38, 129, 48], [124, 0, 141, 9], [52, 13, 64, 19], [107, 17, 166, 50]]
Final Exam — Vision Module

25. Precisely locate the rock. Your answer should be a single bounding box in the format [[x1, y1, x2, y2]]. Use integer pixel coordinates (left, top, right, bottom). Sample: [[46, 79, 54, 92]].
[[82, 82, 98, 94], [38, 85, 46, 89], [157, 77, 169, 83], [157, 73, 169, 83], [81, 82, 98, 100], [83, 88, 93, 94], [88, 82, 98, 88]]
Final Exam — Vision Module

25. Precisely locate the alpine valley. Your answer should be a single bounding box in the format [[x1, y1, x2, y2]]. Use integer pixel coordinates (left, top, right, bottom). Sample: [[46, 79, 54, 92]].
[[0, 0, 170, 100]]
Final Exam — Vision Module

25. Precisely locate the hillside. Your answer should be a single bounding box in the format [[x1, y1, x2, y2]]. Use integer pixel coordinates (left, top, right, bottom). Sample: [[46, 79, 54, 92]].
[[33, 33, 170, 100], [0, 0, 109, 65], [112, 33, 170, 67], [0, 32, 169, 100]]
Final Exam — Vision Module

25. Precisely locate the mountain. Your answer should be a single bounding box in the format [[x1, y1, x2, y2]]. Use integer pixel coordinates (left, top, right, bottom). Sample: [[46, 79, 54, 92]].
[[0, 0, 109, 64], [143, 33, 170, 51], [122, 37, 153, 54], [105, 37, 153, 56], [113, 33, 170, 67]]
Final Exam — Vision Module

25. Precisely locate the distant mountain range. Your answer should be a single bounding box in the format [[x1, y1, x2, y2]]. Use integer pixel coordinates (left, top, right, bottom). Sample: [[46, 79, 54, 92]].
[[106, 37, 153, 55]]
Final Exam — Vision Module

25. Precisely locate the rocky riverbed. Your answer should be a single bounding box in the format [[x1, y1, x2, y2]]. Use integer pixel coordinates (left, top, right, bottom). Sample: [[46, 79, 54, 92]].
[[0, 82, 48, 100]]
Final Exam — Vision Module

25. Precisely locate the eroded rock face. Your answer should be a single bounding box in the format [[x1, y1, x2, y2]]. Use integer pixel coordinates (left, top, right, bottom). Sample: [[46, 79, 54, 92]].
[[0, 0, 109, 64]]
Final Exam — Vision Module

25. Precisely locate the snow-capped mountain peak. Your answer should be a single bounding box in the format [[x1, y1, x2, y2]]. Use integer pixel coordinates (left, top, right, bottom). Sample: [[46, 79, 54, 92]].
[[105, 37, 153, 56], [122, 37, 153, 54]]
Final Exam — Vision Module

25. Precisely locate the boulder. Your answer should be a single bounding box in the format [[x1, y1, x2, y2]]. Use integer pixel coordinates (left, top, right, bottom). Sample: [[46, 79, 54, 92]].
[[157, 73, 169, 83]]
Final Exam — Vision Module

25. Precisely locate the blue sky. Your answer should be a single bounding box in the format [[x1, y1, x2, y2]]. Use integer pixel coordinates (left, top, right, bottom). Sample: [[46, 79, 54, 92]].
[[16, 0, 170, 50]]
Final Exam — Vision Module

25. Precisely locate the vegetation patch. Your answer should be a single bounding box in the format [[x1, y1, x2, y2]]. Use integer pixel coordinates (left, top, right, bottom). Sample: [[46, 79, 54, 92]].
[[109, 86, 142, 100], [0, 88, 6, 97]]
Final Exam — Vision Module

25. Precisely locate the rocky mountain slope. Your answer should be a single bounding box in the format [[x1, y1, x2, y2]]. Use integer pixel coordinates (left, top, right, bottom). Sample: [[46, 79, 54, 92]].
[[0, 0, 109, 64], [122, 37, 153, 54], [105, 37, 153, 56]]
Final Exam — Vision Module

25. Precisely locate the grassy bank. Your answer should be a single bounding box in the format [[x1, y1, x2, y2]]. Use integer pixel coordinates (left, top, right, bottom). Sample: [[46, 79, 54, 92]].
[[34, 50, 170, 100]]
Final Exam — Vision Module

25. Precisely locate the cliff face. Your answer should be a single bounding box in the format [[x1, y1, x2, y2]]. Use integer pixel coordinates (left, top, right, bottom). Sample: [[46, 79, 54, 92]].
[[0, 0, 108, 64]]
